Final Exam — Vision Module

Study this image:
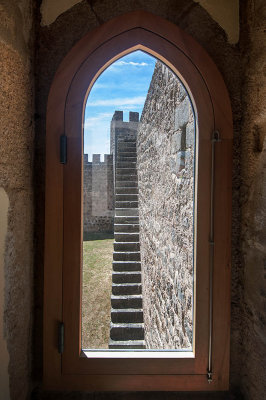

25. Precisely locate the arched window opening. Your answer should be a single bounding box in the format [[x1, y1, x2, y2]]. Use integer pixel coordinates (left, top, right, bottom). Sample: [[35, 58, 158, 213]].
[[81, 51, 195, 352], [44, 11, 232, 391]]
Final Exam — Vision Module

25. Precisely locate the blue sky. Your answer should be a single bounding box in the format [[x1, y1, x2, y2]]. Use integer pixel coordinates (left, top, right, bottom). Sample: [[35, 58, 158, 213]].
[[84, 50, 156, 161]]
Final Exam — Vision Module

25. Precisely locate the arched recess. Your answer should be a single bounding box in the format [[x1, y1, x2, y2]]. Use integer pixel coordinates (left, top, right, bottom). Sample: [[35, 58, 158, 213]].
[[44, 10, 232, 391]]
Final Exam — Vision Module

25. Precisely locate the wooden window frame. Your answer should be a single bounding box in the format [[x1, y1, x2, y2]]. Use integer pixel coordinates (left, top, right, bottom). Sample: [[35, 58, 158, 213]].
[[44, 11, 232, 391]]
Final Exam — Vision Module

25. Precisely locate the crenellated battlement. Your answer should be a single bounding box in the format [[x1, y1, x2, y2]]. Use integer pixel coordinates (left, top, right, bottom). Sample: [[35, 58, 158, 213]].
[[84, 153, 113, 165], [112, 110, 139, 122]]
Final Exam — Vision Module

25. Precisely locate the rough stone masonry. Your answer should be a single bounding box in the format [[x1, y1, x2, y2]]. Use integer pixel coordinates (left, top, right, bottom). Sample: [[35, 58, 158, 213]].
[[83, 153, 114, 234], [137, 61, 194, 349]]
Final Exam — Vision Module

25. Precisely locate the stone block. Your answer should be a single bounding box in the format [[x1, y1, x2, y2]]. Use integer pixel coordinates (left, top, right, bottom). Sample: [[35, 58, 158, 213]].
[[172, 131, 182, 152], [178, 84, 187, 101], [112, 110, 123, 121], [175, 96, 191, 129], [92, 154, 101, 163], [186, 121, 195, 147], [129, 111, 139, 122]]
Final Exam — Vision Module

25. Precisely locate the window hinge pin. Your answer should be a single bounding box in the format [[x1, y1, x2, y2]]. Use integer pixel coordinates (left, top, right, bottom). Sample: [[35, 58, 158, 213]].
[[212, 129, 221, 143], [60, 134, 67, 164], [207, 370, 213, 384], [58, 322, 64, 354]]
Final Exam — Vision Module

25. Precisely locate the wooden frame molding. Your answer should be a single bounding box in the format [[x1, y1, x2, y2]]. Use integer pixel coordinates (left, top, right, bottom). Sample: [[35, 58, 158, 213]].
[[44, 10, 232, 391]]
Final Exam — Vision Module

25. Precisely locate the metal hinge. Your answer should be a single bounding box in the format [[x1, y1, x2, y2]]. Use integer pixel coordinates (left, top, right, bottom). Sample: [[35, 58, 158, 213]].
[[212, 129, 221, 143], [58, 322, 64, 354], [207, 369, 213, 384], [60, 135, 67, 164]]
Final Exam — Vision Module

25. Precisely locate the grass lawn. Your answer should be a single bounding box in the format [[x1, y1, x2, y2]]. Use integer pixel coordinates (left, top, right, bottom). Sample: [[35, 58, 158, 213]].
[[82, 232, 114, 349]]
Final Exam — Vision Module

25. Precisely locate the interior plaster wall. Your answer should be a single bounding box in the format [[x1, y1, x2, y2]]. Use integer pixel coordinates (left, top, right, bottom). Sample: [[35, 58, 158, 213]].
[[39, 0, 239, 44], [40, 0, 82, 26], [194, 0, 239, 44], [0, 0, 34, 399]]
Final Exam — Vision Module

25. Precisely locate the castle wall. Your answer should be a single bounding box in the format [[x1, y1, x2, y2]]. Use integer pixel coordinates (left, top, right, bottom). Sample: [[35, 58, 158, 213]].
[[137, 62, 194, 349], [83, 154, 114, 234]]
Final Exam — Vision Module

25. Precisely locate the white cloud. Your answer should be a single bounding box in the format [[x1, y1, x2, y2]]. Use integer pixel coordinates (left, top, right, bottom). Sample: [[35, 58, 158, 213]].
[[84, 112, 113, 128], [92, 81, 150, 92], [118, 105, 141, 111], [86, 96, 146, 107], [114, 61, 149, 67]]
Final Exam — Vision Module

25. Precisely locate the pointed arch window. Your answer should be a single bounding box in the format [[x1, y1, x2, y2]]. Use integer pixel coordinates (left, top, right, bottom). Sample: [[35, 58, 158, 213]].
[[44, 11, 232, 391]]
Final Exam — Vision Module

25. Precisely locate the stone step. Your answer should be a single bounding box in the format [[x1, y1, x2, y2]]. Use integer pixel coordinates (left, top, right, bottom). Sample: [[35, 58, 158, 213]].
[[114, 241, 140, 252], [115, 201, 138, 209], [114, 216, 139, 224], [117, 146, 136, 152], [115, 187, 138, 194], [116, 168, 136, 175], [117, 156, 137, 162], [117, 138, 136, 143], [118, 142, 136, 146], [115, 194, 138, 201], [116, 181, 137, 187], [112, 261, 141, 271], [117, 144, 136, 149], [112, 283, 142, 295], [112, 271, 141, 283], [117, 153, 137, 158], [113, 251, 141, 261], [117, 147, 136, 153], [114, 232, 139, 242], [116, 174, 137, 182], [117, 141, 136, 146], [118, 141, 136, 146], [114, 223, 139, 232], [111, 294, 143, 309], [109, 339, 145, 349], [111, 308, 143, 323], [110, 323, 144, 340], [115, 208, 139, 216], [117, 162, 136, 168]]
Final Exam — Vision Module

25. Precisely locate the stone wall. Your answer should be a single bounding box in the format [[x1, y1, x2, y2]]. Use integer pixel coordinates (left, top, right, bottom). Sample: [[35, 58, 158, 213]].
[[83, 154, 114, 234], [0, 1, 34, 399], [137, 62, 194, 349], [239, 1, 266, 398]]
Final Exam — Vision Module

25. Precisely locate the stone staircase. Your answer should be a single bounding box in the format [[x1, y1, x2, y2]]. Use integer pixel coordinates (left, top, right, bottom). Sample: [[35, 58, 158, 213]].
[[109, 138, 145, 349]]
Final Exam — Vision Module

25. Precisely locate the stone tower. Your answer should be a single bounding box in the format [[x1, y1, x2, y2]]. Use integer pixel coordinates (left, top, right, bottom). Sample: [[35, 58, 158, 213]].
[[110, 111, 139, 162]]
